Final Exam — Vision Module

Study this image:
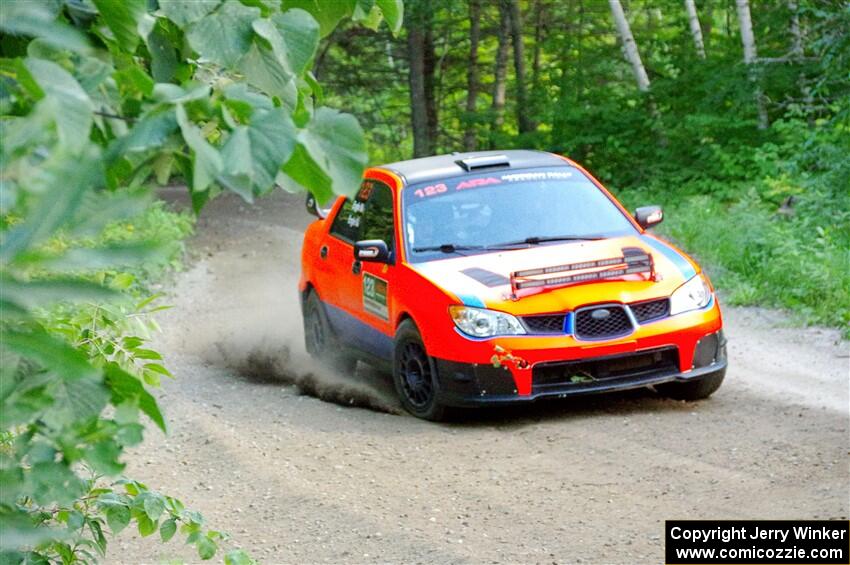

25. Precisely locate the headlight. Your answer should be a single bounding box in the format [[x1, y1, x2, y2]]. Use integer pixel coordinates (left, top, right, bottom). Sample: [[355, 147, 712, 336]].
[[449, 305, 526, 337], [669, 274, 712, 315]]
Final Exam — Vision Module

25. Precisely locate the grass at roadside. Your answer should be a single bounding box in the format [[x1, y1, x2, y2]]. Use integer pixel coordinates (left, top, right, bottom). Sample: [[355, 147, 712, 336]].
[[616, 143, 849, 337]]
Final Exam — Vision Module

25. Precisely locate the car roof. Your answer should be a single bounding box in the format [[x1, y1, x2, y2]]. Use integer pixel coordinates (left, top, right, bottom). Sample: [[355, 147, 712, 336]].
[[378, 150, 570, 186]]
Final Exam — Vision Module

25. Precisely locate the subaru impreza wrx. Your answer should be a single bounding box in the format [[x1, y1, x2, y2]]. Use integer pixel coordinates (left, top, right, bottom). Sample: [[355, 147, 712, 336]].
[[299, 150, 726, 420]]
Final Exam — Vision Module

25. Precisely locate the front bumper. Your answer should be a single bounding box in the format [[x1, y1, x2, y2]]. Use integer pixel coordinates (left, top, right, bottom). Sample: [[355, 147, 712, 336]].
[[434, 328, 727, 407]]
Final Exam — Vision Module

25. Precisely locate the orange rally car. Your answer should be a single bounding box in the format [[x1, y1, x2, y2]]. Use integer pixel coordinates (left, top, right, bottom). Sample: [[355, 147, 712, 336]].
[[299, 150, 726, 420]]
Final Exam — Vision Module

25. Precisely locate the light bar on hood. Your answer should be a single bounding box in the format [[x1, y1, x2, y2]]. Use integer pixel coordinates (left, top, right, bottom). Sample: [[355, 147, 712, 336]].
[[510, 247, 654, 295]]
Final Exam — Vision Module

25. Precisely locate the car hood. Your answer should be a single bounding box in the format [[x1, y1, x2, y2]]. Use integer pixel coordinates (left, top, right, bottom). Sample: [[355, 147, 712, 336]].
[[407, 234, 699, 315]]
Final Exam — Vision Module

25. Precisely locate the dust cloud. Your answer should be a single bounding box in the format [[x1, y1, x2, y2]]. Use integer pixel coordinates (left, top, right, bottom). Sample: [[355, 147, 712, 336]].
[[216, 339, 402, 415], [171, 246, 402, 415]]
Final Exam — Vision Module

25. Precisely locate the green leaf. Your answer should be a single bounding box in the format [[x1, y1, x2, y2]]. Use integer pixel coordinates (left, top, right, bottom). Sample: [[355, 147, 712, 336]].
[[85, 440, 125, 475], [239, 41, 296, 106], [281, 0, 356, 37], [40, 242, 164, 272], [134, 349, 163, 361], [27, 461, 88, 506], [159, 0, 221, 27], [284, 107, 367, 200], [376, 0, 403, 34], [280, 144, 332, 204], [223, 83, 273, 111], [0, 1, 91, 53], [160, 518, 177, 542], [146, 20, 179, 82], [24, 58, 94, 147], [67, 189, 152, 238], [0, 277, 118, 311], [144, 363, 172, 378], [92, 0, 146, 52], [114, 66, 155, 98], [143, 493, 165, 521], [197, 536, 217, 560], [1, 329, 99, 381], [43, 373, 110, 429], [110, 272, 135, 290], [272, 9, 320, 75], [186, 0, 259, 67], [137, 513, 157, 537], [104, 364, 166, 432], [1, 148, 101, 262], [176, 104, 222, 192], [353, 4, 382, 31], [221, 107, 296, 199], [106, 506, 131, 535], [108, 107, 177, 160], [225, 549, 255, 565], [154, 83, 211, 104]]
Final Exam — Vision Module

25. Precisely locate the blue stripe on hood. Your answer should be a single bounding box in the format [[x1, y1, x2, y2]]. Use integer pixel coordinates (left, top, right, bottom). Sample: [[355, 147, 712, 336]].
[[456, 293, 486, 308], [640, 235, 697, 280]]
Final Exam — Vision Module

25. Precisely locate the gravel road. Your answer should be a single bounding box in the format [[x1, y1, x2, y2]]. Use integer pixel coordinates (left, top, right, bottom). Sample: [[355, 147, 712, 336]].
[[113, 189, 849, 564]]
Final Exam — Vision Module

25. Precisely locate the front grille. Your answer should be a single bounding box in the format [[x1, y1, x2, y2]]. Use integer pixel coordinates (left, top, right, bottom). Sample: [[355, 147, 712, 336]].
[[533, 347, 679, 389], [521, 314, 566, 334], [574, 305, 632, 340], [630, 298, 670, 323]]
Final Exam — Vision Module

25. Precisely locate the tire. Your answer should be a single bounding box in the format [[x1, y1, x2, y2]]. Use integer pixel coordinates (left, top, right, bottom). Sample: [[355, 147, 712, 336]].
[[392, 319, 448, 421], [656, 367, 726, 401], [302, 291, 357, 374]]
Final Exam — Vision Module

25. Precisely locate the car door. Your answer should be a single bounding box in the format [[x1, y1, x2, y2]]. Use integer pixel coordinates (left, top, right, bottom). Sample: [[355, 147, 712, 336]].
[[314, 191, 365, 335], [314, 181, 397, 359], [356, 179, 397, 341]]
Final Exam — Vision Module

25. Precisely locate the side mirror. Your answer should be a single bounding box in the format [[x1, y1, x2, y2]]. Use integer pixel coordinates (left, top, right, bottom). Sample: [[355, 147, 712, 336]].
[[635, 205, 664, 229], [305, 194, 328, 219], [354, 240, 391, 263]]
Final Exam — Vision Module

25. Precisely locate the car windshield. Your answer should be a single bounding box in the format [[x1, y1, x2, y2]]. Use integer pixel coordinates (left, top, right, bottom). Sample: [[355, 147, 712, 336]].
[[402, 166, 637, 262]]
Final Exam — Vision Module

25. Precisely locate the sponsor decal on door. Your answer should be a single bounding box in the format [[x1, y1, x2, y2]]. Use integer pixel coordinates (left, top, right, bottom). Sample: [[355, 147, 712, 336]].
[[363, 273, 389, 320]]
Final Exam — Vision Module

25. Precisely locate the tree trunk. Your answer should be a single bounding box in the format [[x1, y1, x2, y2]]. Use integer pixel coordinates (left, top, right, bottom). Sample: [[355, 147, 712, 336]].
[[788, 0, 815, 127], [406, 1, 437, 157], [407, 12, 430, 157], [735, 0, 769, 129], [490, 1, 510, 146], [423, 21, 438, 152], [531, 0, 544, 95], [608, 0, 651, 92], [684, 0, 706, 58], [463, 0, 481, 151], [703, 1, 713, 49], [504, 0, 535, 134]]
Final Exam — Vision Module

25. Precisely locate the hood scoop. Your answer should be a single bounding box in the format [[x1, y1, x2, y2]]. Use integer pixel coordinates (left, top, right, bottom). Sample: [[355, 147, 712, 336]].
[[461, 267, 510, 287]]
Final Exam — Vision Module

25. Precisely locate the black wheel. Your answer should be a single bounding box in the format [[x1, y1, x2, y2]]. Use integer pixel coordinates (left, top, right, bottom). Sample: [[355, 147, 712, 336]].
[[302, 291, 356, 374], [656, 367, 726, 401], [393, 320, 447, 421]]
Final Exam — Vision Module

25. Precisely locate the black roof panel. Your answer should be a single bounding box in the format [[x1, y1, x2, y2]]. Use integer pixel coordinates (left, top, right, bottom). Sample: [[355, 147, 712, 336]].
[[380, 150, 569, 185]]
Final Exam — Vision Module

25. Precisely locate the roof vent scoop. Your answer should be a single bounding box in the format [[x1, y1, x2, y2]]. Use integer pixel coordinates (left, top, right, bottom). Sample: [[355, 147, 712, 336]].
[[456, 154, 510, 171]]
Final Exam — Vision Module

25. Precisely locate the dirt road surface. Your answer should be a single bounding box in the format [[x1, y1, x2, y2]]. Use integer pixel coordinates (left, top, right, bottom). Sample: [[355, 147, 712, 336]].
[[114, 189, 849, 564]]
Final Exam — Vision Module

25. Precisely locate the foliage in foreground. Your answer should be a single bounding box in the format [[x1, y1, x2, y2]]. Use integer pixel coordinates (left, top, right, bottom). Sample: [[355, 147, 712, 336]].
[[1, 0, 402, 561]]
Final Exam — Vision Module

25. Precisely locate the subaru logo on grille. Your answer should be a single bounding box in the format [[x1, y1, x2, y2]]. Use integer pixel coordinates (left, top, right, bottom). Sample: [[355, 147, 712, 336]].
[[591, 308, 611, 320]]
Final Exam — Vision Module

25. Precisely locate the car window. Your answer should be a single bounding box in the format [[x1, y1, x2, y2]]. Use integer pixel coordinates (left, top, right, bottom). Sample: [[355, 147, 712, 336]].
[[329, 180, 394, 246], [360, 181, 395, 251], [330, 197, 361, 242], [402, 166, 637, 262]]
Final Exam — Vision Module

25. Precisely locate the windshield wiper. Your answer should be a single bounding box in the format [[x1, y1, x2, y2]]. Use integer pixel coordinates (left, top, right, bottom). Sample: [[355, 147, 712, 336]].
[[414, 235, 604, 254], [412, 243, 485, 254], [492, 234, 605, 247]]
